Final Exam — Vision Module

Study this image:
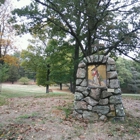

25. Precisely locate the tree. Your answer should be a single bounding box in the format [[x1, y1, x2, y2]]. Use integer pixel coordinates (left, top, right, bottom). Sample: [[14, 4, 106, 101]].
[[0, 63, 9, 82], [12, 0, 140, 91], [12, 0, 140, 59], [21, 35, 74, 92], [0, 0, 17, 64], [8, 64, 19, 84], [128, 67, 140, 93], [46, 39, 74, 90], [116, 57, 133, 89]]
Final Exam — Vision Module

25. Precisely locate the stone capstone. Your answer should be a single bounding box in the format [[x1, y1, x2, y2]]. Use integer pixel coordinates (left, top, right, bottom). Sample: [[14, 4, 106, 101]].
[[92, 106, 110, 115], [84, 97, 98, 106], [102, 56, 108, 63]]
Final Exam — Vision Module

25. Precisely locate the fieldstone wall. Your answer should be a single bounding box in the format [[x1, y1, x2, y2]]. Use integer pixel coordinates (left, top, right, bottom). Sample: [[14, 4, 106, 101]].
[[73, 55, 125, 121]]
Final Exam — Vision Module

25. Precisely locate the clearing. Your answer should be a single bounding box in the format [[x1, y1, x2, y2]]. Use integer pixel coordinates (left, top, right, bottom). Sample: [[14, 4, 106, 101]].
[[0, 83, 140, 140]]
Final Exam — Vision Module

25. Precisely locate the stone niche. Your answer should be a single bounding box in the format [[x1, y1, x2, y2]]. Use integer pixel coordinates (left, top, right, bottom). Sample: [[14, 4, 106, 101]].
[[74, 55, 125, 121]]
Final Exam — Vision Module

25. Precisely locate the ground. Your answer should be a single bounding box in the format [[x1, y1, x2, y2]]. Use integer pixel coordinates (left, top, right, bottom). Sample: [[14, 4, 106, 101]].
[[0, 83, 140, 140]]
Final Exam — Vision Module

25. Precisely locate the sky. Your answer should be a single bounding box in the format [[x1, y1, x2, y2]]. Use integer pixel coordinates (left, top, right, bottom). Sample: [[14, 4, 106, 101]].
[[12, 0, 32, 51]]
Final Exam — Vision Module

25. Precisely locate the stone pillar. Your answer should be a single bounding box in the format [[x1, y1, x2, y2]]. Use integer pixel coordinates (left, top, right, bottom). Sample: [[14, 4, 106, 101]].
[[73, 55, 125, 121]]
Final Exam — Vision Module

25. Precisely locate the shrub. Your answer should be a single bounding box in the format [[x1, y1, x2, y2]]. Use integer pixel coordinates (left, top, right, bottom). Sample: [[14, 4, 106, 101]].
[[18, 77, 30, 85]]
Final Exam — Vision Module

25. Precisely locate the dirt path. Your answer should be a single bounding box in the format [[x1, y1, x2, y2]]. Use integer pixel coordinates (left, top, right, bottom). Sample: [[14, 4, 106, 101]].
[[0, 91, 140, 139]]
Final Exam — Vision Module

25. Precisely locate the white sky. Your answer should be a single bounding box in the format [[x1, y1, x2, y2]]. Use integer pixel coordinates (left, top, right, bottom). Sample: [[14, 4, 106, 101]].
[[12, 0, 32, 51]]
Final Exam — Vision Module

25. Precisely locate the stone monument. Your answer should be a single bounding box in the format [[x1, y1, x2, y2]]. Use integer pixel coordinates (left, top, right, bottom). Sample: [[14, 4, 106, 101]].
[[74, 55, 125, 121]]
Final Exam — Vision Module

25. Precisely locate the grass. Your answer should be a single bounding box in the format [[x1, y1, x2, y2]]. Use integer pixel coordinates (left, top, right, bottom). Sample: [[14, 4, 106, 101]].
[[56, 102, 73, 118], [18, 112, 39, 119], [109, 112, 140, 137], [0, 95, 7, 106], [122, 94, 140, 100], [0, 83, 69, 106]]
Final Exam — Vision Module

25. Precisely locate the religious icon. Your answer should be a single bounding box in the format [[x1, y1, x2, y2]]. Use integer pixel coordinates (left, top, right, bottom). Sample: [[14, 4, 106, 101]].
[[88, 65, 106, 87]]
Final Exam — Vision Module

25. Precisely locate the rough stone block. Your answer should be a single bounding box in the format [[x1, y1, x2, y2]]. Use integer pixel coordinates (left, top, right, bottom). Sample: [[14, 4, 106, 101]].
[[110, 105, 115, 111], [80, 79, 87, 87], [99, 98, 108, 105], [107, 111, 116, 117], [74, 101, 87, 110], [110, 65, 116, 71], [76, 86, 86, 92], [101, 90, 112, 98], [102, 56, 108, 63], [115, 104, 125, 117], [107, 57, 115, 64], [107, 71, 118, 79], [75, 92, 84, 101], [111, 117, 125, 122], [99, 115, 107, 121], [82, 90, 89, 96], [93, 55, 99, 62], [114, 88, 121, 94], [87, 105, 93, 110], [89, 89, 101, 100], [92, 106, 110, 115], [78, 62, 86, 68], [109, 95, 122, 104], [76, 79, 82, 85], [76, 68, 86, 78], [110, 79, 120, 88], [83, 111, 98, 121], [84, 97, 98, 106], [73, 111, 83, 119], [98, 55, 104, 62], [107, 65, 111, 72]]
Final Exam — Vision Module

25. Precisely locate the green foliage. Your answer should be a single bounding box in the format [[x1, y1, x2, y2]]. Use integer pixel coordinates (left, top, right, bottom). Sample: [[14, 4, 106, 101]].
[[116, 57, 133, 86], [20, 35, 74, 87], [11, 0, 140, 62], [116, 57, 140, 93], [18, 77, 30, 85], [8, 65, 19, 84], [0, 95, 7, 106], [0, 64, 9, 82]]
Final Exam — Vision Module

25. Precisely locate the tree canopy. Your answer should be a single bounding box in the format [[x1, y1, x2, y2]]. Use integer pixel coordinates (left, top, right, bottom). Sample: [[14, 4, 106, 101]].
[[12, 0, 140, 62]]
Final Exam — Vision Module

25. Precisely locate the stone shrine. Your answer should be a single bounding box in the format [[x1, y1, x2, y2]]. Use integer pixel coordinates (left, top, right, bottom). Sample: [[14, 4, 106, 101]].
[[74, 55, 125, 121]]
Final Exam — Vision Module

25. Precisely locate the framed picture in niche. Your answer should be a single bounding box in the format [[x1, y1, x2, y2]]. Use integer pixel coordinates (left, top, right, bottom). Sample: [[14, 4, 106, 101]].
[[88, 64, 107, 87]]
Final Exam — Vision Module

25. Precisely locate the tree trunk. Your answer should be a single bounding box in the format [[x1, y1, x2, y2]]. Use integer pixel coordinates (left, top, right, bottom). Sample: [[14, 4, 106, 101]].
[[46, 64, 50, 93], [60, 83, 62, 90], [46, 84, 49, 93], [72, 42, 79, 93]]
